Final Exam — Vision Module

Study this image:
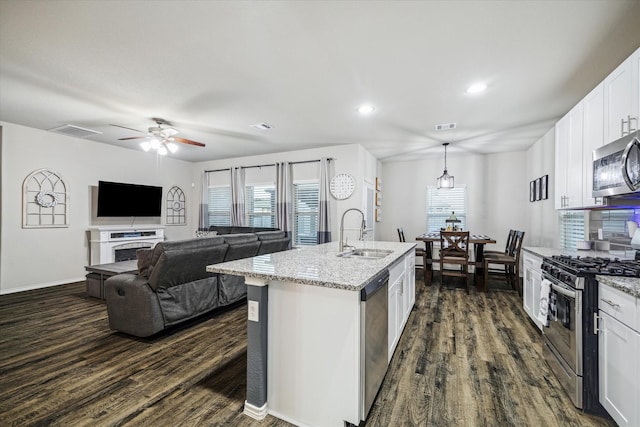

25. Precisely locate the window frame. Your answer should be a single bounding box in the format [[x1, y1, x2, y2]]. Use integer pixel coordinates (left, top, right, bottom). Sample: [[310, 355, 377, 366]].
[[293, 180, 320, 246], [426, 185, 467, 233]]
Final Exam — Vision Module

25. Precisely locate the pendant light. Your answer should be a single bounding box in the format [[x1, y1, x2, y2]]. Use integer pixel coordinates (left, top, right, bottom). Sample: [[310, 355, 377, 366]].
[[437, 142, 454, 189]]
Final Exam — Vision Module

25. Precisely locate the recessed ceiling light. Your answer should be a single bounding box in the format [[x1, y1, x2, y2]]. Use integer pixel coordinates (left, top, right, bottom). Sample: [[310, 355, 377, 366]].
[[357, 104, 376, 115], [466, 83, 487, 94]]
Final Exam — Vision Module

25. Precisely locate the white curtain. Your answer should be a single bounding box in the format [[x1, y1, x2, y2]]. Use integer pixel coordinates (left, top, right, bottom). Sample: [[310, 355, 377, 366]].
[[199, 171, 210, 229], [317, 157, 333, 243], [230, 167, 246, 226], [276, 162, 293, 240]]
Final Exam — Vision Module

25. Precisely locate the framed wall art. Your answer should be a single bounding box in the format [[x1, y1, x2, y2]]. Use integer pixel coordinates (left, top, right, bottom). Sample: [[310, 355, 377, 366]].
[[535, 177, 542, 201], [530, 181, 536, 202], [541, 174, 549, 200]]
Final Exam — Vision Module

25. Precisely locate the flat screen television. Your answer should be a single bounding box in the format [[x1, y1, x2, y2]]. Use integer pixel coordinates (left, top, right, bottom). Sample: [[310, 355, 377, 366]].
[[97, 181, 162, 217]]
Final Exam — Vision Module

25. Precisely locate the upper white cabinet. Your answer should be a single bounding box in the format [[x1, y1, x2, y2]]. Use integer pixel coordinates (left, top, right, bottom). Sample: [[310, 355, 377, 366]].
[[582, 83, 605, 207], [603, 48, 639, 144], [555, 103, 583, 209]]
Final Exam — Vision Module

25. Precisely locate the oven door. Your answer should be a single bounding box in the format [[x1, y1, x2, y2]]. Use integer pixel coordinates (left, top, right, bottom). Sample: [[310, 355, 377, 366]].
[[543, 276, 582, 375]]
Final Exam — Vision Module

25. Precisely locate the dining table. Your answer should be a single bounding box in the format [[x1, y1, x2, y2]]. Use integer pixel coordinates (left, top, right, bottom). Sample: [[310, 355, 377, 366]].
[[416, 232, 497, 291]]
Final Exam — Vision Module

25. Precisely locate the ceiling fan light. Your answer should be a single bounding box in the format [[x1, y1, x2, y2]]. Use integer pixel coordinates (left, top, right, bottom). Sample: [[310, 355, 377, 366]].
[[140, 141, 151, 151], [157, 145, 168, 156], [166, 142, 178, 153], [149, 138, 161, 149]]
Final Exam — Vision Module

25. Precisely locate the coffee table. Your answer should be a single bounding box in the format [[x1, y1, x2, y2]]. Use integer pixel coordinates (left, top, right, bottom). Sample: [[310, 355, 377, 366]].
[[85, 259, 138, 300]]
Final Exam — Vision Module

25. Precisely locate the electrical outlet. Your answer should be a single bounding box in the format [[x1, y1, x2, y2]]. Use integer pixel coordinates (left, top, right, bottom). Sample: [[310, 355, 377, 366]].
[[248, 300, 259, 322]]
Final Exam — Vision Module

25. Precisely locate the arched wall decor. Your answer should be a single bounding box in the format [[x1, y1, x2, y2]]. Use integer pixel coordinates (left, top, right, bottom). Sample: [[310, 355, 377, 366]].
[[22, 168, 69, 228], [166, 185, 186, 225]]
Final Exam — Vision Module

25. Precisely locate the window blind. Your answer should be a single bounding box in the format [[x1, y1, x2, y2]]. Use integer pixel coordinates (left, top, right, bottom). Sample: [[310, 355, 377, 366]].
[[559, 211, 585, 249], [245, 185, 276, 227], [294, 182, 319, 246], [426, 186, 467, 232], [208, 186, 231, 226]]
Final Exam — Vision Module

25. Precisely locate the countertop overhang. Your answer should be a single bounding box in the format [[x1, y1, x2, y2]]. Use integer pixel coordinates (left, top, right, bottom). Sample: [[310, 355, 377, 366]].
[[206, 241, 416, 291]]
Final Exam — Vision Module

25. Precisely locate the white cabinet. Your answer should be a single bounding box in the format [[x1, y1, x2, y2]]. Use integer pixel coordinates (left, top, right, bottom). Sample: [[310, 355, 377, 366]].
[[603, 48, 639, 144], [555, 103, 583, 209], [582, 83, 606, 207], [388, 250, 416, 362], [598, 285, 639, 427], [522, 251, 543, 331]]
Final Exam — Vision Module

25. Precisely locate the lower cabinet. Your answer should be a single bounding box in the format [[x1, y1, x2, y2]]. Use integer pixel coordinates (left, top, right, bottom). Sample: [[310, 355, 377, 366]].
[[388, 250, 416, 362], [598, 311, 638, 427], [522, 251, 543, 331]]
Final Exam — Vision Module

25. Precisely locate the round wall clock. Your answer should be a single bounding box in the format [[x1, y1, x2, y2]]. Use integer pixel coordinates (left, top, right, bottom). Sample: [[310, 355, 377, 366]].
[[330, 173, 356, 200]]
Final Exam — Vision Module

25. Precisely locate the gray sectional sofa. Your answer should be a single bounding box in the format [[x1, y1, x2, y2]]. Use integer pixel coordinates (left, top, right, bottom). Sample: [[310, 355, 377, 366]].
[[104, 231, 290, 337]]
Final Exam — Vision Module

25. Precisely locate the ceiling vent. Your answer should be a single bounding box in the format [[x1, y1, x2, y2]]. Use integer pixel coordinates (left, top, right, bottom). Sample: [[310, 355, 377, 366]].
[[250, 123, 273, 130], [48, 124, 102, 138], [435, 122, 457, 131]]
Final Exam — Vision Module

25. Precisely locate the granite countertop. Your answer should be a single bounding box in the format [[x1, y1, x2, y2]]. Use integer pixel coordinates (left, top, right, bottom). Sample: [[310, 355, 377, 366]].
[[523, 246, 636, 260], [206, 241, 416, 291], [597, 275, 640, 298]]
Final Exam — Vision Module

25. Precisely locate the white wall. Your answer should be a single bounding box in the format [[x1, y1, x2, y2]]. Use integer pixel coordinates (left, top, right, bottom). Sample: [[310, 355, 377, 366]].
[[525, 127, 559, 248], [192, 144, 381, 243], [380, 150, 528, 251], [0, 122, 194, 294]]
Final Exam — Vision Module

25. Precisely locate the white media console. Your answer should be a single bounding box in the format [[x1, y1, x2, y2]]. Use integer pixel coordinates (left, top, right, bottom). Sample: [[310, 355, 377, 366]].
[[89, 225, 165, 265]]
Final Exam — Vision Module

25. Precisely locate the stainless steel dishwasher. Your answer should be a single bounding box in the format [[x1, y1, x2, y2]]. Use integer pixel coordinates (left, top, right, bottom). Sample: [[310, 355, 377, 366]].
[[359, 269, 389, 421]]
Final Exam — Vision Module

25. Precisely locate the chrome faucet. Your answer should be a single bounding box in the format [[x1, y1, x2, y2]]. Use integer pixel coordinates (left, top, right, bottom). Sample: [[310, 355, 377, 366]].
[[339, 208, 366, 252]]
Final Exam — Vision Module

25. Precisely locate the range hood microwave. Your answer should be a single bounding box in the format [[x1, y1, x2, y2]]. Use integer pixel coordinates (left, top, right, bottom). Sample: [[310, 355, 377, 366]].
[[593, 134, 640, 199]]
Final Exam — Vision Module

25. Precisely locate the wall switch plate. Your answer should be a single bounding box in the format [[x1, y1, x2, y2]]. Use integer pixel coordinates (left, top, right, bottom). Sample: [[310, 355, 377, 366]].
[[248, 300, 259, 322]]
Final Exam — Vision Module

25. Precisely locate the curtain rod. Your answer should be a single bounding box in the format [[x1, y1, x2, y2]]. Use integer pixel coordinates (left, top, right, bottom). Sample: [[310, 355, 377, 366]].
[[204, 157, 333, 173]]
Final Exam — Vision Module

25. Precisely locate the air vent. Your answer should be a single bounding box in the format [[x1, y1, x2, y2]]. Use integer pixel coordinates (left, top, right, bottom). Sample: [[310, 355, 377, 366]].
[[435, 122, 457, 131], [49, 124, 102, 138], [250, 123, 273, 130]]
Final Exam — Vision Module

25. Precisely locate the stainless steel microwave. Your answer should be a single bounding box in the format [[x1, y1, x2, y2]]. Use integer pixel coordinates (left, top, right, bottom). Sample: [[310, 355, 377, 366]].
[[592, 134, 640, 197]]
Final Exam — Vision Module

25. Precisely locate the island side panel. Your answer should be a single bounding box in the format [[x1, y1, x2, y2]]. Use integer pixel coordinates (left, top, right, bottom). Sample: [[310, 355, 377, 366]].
[[267, 280, 361, 427], [246, 283, 268, 413]]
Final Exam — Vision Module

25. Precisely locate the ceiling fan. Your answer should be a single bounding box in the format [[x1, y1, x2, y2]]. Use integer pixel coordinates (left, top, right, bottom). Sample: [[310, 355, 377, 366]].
[[113, 118, 205, 155]]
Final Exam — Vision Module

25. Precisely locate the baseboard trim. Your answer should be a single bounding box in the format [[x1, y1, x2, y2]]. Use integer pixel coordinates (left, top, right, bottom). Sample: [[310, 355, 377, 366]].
[[0, 277, 85, 295], [243, 400, 268, 420]]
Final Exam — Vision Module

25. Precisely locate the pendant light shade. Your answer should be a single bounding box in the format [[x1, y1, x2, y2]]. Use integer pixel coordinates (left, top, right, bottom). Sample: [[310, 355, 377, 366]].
[[437, 143, 455, 189]]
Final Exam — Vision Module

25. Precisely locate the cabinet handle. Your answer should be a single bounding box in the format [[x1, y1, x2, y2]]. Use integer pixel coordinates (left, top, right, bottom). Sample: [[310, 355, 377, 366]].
[[621, 117, 627, 136], [601, 298, 620, 308], [594, 312, 600, 335], [629, 116, 638, 133], [622, 116, 638, 136]]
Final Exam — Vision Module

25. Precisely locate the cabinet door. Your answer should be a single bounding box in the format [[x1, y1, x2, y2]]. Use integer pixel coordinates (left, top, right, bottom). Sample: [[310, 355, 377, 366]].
[[523, 266, 533, 318], [599, 311, 636, 427], [567, 103, 583, 208], [404, 253, 415, 320], [604, 49, 640, 144], [531, 270, 542, 331], [582, 83, 605, 206], [555, 113, 569, 209]]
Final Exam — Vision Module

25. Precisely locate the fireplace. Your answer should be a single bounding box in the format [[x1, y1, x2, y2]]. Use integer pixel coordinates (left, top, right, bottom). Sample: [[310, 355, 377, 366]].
[[89, 226, 165, 265]]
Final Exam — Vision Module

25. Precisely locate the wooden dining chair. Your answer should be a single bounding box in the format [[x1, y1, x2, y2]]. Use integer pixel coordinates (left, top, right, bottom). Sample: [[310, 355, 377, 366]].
[[483, 230, 525, 294], [398, 228, 428, 282], [439, 231, 471, 293], [484, 229, 516, 256]]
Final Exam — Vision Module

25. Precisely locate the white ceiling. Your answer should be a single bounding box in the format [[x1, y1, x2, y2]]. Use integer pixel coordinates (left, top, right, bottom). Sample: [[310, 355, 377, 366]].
[[1, 0, 639, 163]]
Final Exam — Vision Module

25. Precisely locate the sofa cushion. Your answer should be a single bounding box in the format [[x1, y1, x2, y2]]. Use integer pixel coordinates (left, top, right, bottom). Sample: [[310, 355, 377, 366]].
[[148, 244, 228, 291], [223, 233, 260, 261], [255, 231, 286, 240], [136, 248, 154, 277], [150, 236, 226, 266], [156, 277, 220, 326]]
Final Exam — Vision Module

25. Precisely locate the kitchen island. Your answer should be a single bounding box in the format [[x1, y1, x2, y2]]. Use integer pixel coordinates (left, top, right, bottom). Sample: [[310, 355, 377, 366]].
[[206, 240, 417, 427]]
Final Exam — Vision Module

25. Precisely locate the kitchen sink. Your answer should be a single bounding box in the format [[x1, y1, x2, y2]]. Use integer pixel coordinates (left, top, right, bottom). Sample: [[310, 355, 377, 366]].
[[337, 249, 393, 259]]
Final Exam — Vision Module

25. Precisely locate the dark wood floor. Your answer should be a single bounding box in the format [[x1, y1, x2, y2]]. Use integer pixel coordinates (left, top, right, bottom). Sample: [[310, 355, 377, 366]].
[[0, 277, 614, 427]]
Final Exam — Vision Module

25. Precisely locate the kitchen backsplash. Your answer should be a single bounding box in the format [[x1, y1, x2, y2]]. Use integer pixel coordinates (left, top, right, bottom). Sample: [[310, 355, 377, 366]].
[[589, 209, 640, 250]]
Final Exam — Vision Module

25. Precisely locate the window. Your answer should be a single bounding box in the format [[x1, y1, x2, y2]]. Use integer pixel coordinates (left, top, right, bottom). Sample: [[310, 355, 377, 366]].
[[294, 182, 319, 246], [246, 185, 275, 227], [207, 186, 231, 226], [426, 186, 467, 232], [559, 211, 585, 249]]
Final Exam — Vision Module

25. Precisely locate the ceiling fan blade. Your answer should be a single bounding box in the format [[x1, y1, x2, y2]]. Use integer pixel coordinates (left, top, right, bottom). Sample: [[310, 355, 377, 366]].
[[110, 124, 146, 133], [173, 137, 206, 147], [118, 136, 148, 141]]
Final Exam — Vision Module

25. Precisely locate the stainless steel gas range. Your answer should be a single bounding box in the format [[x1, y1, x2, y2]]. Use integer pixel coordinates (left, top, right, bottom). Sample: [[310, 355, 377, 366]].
[[540, 255, 640, 415]]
